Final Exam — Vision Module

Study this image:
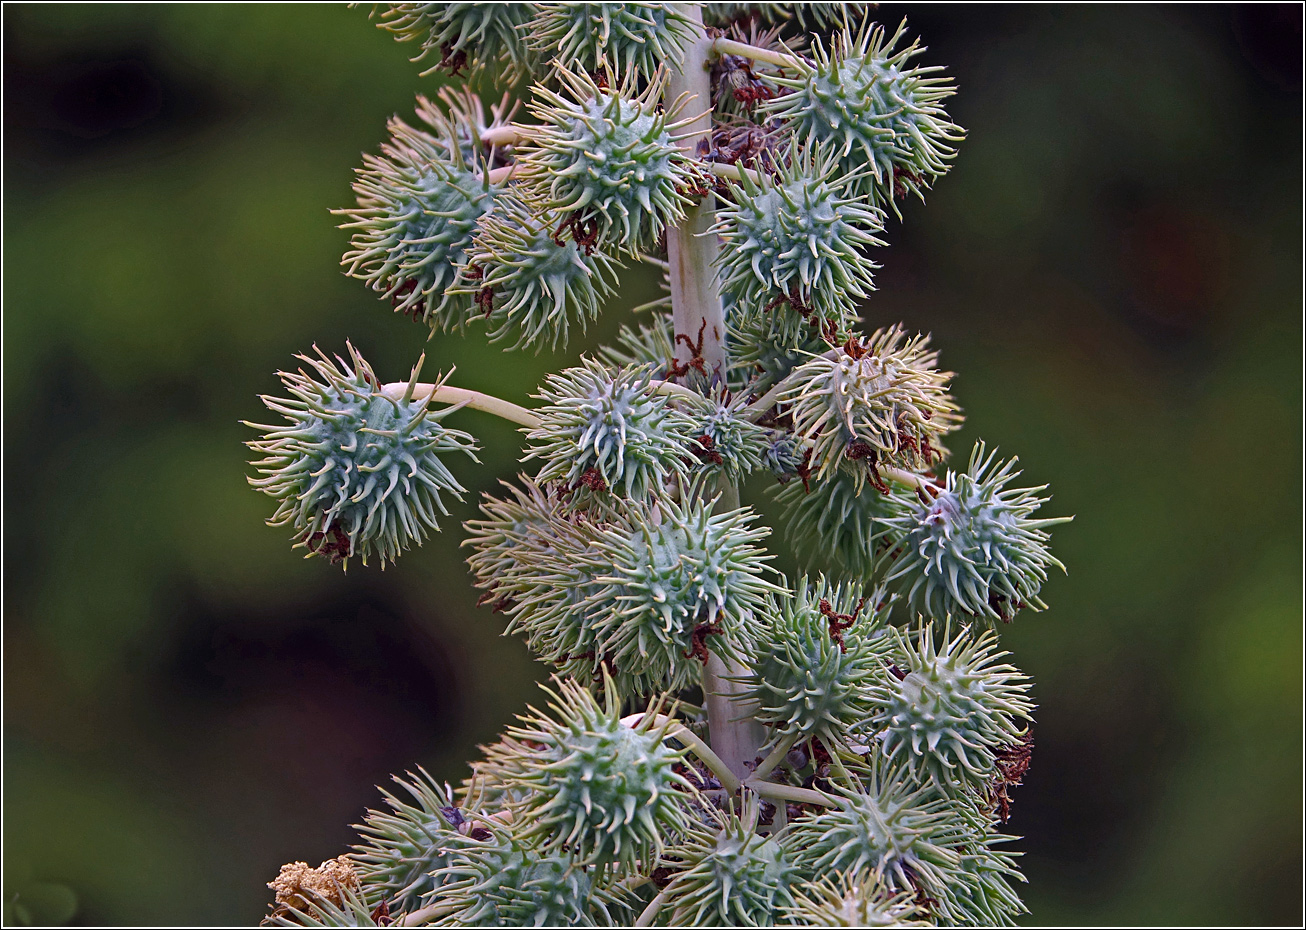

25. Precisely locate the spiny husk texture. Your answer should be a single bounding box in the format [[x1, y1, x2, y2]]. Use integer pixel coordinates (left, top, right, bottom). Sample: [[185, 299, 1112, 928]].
[[866, 623, 1034, 795], [430, 820, 622, 927], [657, 796, 799, 926], [349, 769, 460, 915], [459, 191, 622, 351], [781, 326, 961, 491], [472, 678, 694, 872], [781, 757, 1015, 925], [743, 576, 894, 748], [338, 114, 500, 331], [245, 345, 476, 566], [527, 2, 695, 77], [374, 2, 535, 81], [773, 467, 901, 578], [765, 18, 964, 212], [780, 869, 930, 927], [713, 146, 885, 343], [880, 441, 1069, 622], [516, 66, 694, 252], [470, 487, 778, 696], [525, 359, 699, 500]]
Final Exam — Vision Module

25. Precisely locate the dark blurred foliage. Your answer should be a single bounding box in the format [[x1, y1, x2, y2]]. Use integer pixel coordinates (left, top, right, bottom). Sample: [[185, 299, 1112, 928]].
[[3, 4, 1301, 925]]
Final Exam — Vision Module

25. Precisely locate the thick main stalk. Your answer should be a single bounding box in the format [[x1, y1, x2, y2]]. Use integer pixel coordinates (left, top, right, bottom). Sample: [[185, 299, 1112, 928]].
[[667, 4, 766, 783]]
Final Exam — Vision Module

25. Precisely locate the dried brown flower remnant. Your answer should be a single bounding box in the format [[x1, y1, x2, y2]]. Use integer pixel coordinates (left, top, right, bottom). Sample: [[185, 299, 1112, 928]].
[[267, 856, 360, 918]]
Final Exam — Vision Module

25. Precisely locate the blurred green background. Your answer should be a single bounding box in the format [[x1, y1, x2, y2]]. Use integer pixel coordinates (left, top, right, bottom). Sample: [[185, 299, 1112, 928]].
[[4, 3, 1301, 925]]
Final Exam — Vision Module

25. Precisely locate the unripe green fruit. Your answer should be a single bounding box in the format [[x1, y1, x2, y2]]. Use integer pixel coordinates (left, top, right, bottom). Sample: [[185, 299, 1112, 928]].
[[773, 467, 904, 579], [586, 492, 779, 695], [338, 116, 500, 331], [525, 358, 699, 500], [780, 870, 930, 927], [866, 623, 1034, 795], [350, 769, 460, 916], [460, 191, 623, 351], [245, 345, 477, 566], [431, 823, 617, 927], [659, 797, 799, 926], [765, 19, 964, 212], [879, 441, 1070, 622], [475, 677, 695, 872], [713, 145, 885, 343], [780, 326, 961, 491], [744, 576, 892, 748], [517, 66, 694, 252], [528, 2, 695, 77], [782, 759, 973, 923]]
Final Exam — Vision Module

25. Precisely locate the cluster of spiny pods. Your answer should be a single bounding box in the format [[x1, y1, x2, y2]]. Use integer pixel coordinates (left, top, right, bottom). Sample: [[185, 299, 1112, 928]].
[[248, 4, 1070, 926]]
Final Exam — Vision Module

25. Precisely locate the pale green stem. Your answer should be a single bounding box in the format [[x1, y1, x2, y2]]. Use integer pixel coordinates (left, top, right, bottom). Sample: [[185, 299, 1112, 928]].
[[771, 796, 788, 833], [667, 5, 766, 785], [826, 743, 855, 785], [383, 382, 541, 429], [883, 466, 932, 492], [621, 712, 742, 794], [647, 379, 706, 404], [711, 35, 806, 71], [667, 5, 727, 383], [401, 901, 461, 926], [626, 296, 673, 316], [750, 732, 799, 783], [742, 779, 837, 809], [478, 124, 521, 147], [635, 887, 673, 928], [741, 379, 790, 419], [638, 253, 671, 271]]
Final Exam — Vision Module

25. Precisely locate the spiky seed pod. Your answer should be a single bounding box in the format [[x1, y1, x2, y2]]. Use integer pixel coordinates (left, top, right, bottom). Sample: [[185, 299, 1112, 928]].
[[712, 146, 885, 343], [471, 495, 617, 683], [474, 677, 696, 871], [681, 387, 770, 481], [658, 795, 800, 926], [245, 346, 477, 567], [337, 115, 499, 331], [350, 769, 460, 915], [524, 359, 700, 499], [527, 3, 695, 77], [743, 576, 892, 749], [515, 66, 695, 252], [463, 474, 572, 602], [457, 191, 622, 351], [773, 468, 908, 578], [373, 3, 535, 81], [865, 623, 1035, 796], [764, 18, 964, 212], [760, 432, 808, 481], [780, 869, 930, 927], [879, 441, 1070, 622], [430, 822, 620, 927], [490, 490, 780, 694], [584, 491, 780, 695], [953, 832, 1028, 927], [781, 759, 974, 923], [780, 327, 961, 490], [513, 560, 609, 686]]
